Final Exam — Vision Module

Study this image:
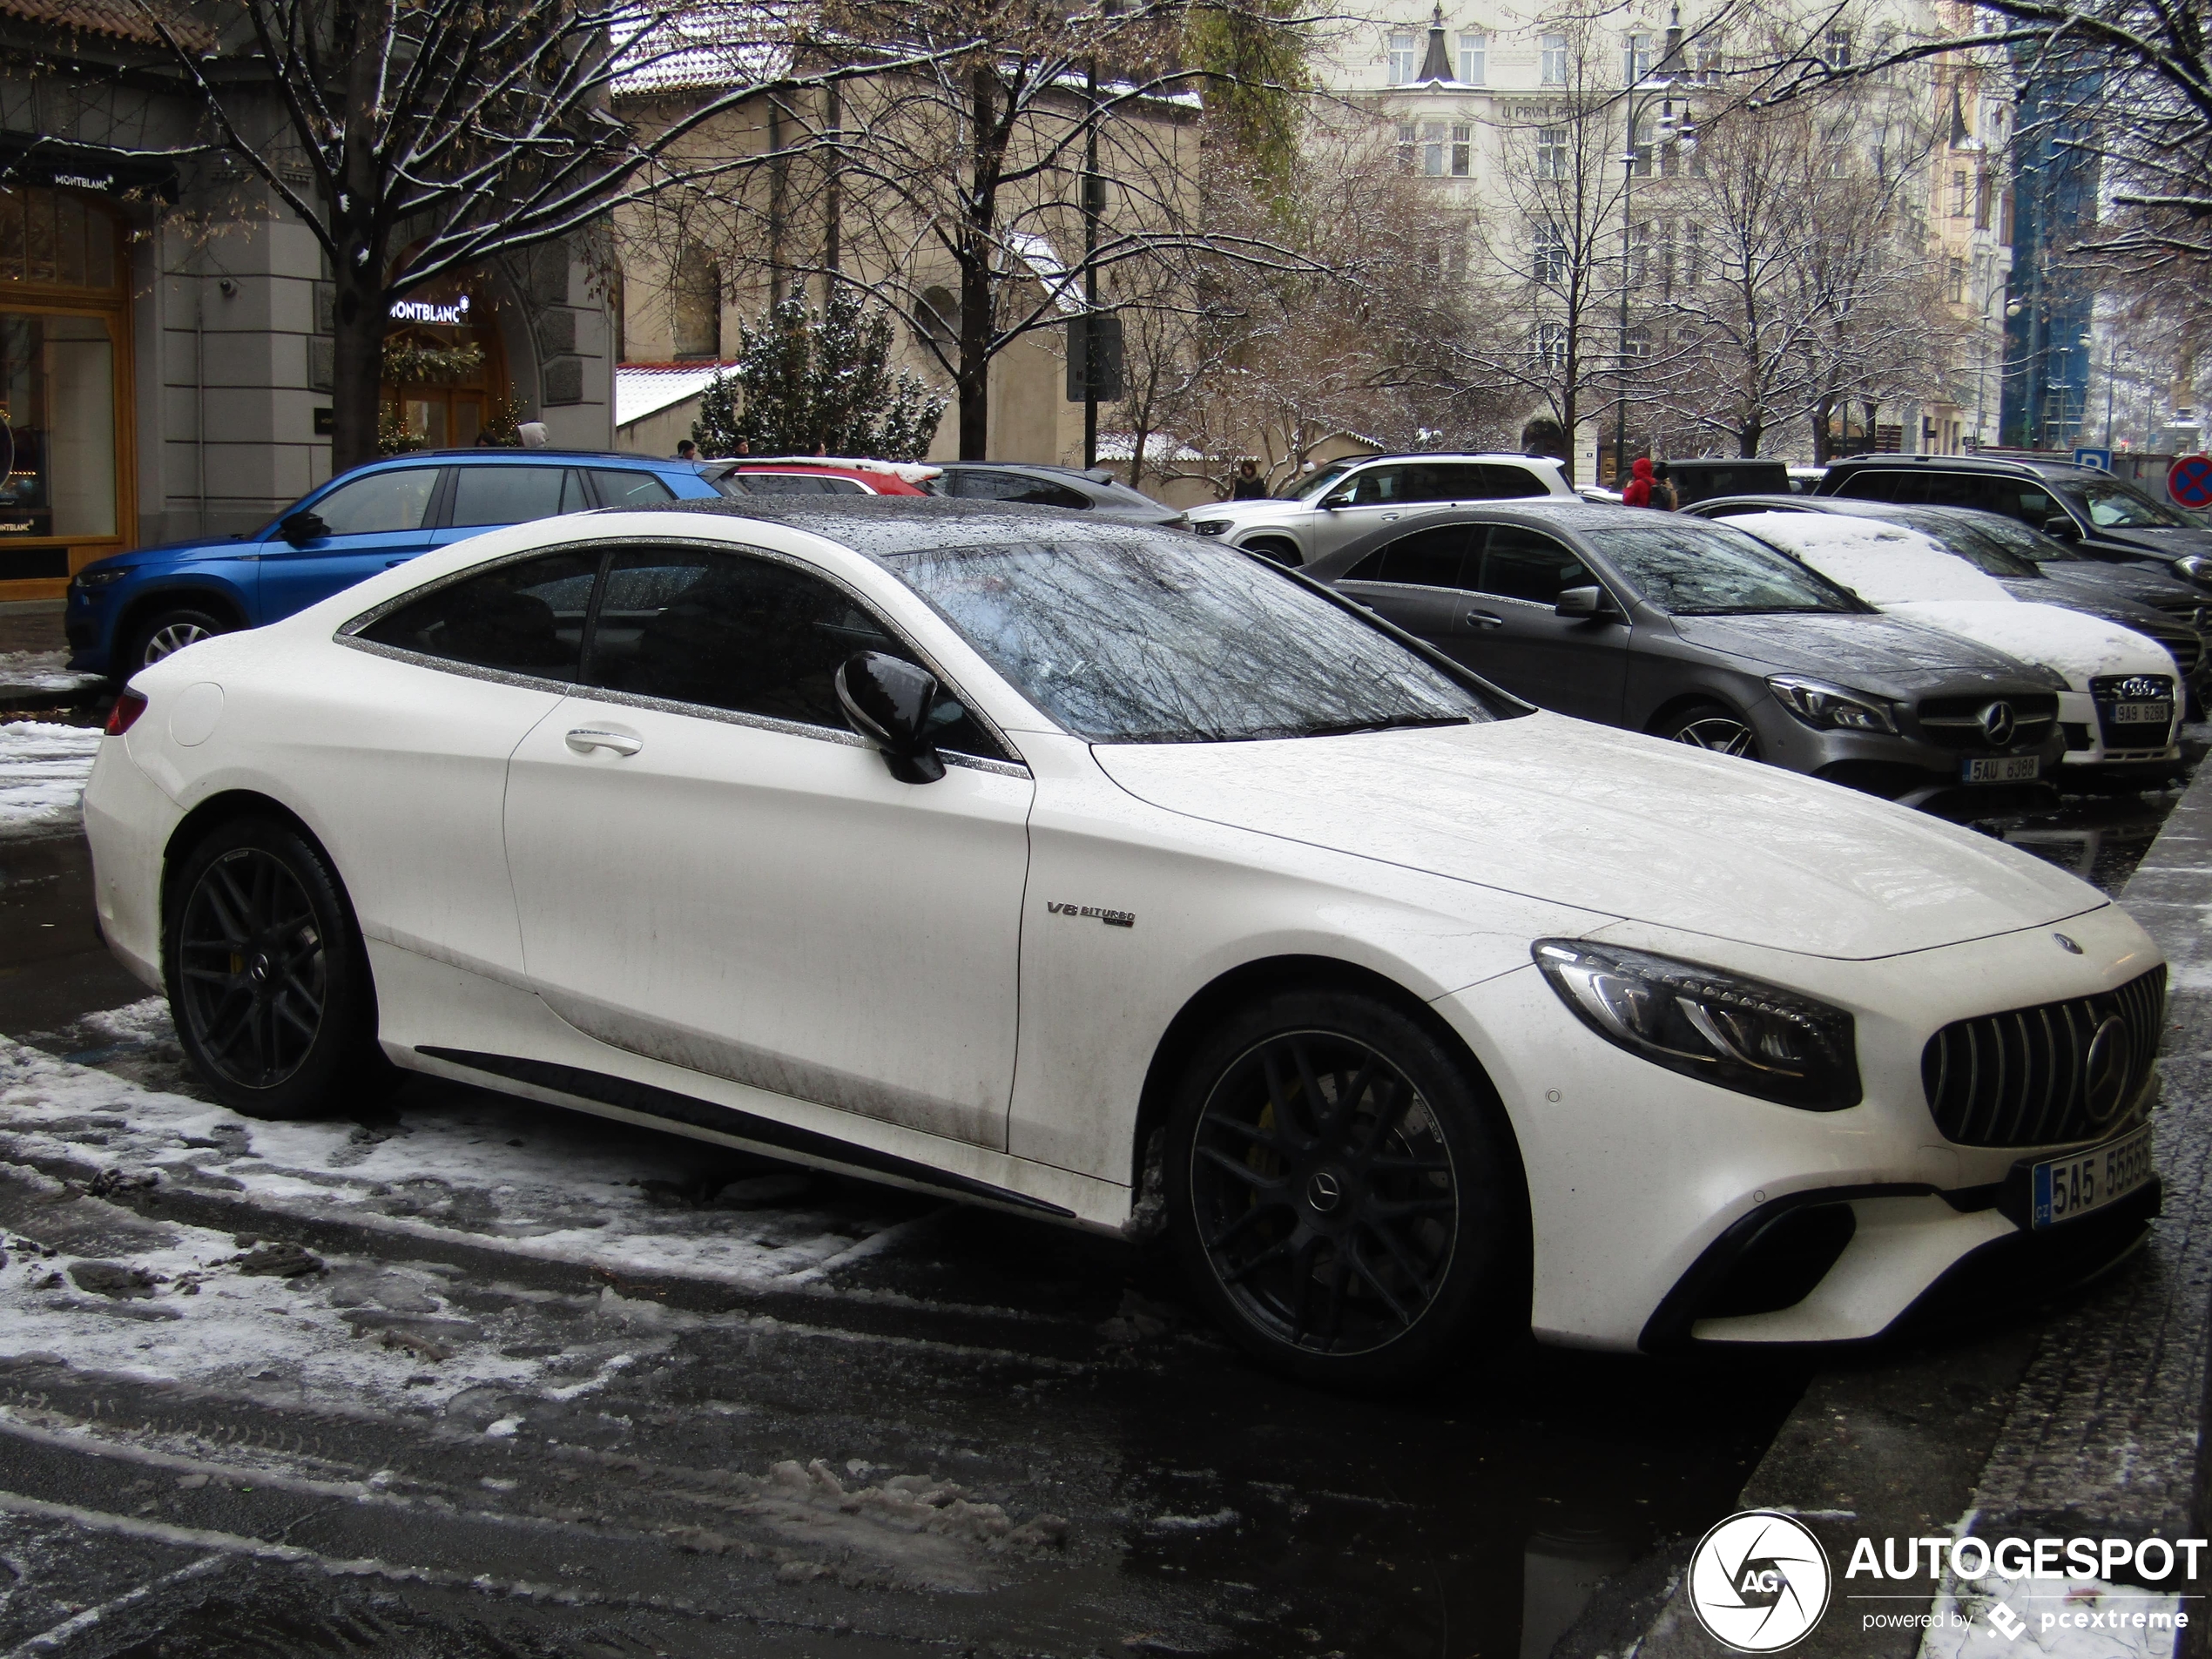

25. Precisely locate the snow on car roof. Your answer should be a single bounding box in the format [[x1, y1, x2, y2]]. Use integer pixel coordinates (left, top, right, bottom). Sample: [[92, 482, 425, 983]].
[[1725, 512, 2013, 605]]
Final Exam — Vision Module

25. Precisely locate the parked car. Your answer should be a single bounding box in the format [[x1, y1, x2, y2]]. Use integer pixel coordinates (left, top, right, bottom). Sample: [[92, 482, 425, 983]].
[[1815, 454, 2212, 589], [1687, 496, 2210, 713], [709, 457, 939, 496], [89, 496, 2165, 1381], [65, 450, 721, 678], [1659, 458, 1791, 506], [1305, 502, 2066, 807], [928, 462, 1186, 527], [1723, 511, 2186, 786], [1184, 453, 1576, 567], [1787, 466, 1827, 495]]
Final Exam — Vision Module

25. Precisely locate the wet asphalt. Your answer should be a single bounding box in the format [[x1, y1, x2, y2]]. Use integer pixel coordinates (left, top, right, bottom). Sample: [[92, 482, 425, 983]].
[[0, 671, 2199, 1656]]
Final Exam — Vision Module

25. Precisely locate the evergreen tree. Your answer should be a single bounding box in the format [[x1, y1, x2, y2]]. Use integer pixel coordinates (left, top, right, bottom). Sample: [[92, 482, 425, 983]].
[[691, 289, 947, 459]]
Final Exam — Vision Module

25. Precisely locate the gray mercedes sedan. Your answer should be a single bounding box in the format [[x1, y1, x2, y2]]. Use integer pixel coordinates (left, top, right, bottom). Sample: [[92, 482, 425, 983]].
[[1307, 502, 2068, 806]]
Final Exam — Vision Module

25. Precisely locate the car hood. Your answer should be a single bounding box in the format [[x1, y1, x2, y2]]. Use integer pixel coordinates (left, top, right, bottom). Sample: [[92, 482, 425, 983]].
[[82, 530, 256, 572], [2031, 565, 2197, 609], [1090, 715, 2100, 961], [1881, 600, 2173, 689], [2091, 524, 2212, 556], [1663, 611, 2040, 683], [1188, 497, 1312, 527]]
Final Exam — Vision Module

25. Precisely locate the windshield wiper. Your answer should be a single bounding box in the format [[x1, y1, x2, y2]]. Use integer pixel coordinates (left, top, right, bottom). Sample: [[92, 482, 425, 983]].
[[1303, 713, 1473, 738]]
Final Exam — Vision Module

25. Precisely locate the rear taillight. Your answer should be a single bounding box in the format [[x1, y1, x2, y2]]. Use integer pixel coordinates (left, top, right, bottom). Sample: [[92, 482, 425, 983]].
[[105, 691, 147, 736]]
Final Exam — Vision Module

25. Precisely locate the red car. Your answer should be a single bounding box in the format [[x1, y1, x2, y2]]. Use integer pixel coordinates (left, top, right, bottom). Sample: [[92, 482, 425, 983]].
[[709, 457, 940, 497]]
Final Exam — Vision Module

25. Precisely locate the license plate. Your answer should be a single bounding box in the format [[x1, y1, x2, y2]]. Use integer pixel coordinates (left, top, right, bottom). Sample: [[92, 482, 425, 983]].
[[2111, 702, 2170, 724], [1963, 755, 2041, 783], [2032, 1124, 2154, 1229]]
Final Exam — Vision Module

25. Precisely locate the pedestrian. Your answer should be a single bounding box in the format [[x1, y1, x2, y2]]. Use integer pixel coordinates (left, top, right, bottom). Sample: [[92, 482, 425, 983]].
[[472, 428, 500, 447], [1622, 455, 1655, 508], [1229, 459, 1268, 500], [1650, 460, 1679, 511], [517, 421, 550, 449], [676, 439, 698, 462]]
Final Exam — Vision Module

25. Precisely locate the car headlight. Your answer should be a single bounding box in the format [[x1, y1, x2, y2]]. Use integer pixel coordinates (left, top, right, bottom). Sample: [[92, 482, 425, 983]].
[[1190, 519, 1231, 536], [1533, 940, 1860, 1109], [71, 568, 128, 592], [2175, 554, 2212, 584], [1766, 675, 1897, 733]]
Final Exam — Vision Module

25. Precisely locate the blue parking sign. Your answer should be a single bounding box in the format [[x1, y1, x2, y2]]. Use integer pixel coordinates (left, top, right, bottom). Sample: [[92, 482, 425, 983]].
[[2074, 447, 2112, 470]]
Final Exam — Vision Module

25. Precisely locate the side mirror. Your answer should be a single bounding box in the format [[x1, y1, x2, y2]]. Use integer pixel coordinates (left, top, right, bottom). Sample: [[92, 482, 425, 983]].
[[1555, 585, 1616, 619], [835, 651, 948, 784], [280, 510, 328, 544], [2042, 516, 2081, 540], [1319, 490, 1354, 511]]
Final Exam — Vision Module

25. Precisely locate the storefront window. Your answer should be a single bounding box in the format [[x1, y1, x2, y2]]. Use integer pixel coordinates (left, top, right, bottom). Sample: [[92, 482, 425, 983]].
[[0, 314, 115, 538]]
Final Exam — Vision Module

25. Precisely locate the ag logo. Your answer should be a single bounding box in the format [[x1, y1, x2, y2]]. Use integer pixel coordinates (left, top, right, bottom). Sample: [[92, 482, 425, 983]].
[[1687, 1510, 1831, 1652]]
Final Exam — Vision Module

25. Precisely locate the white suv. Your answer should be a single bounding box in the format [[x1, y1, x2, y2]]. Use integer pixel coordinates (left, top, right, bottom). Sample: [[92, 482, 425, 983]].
[[1188, 454, 1576, 566]]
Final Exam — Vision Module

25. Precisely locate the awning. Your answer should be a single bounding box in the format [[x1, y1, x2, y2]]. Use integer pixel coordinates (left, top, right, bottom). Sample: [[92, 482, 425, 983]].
[[0, 132, 180, 203]]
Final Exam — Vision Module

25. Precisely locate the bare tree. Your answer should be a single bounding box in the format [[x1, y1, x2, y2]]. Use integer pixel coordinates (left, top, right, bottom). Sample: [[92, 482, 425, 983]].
[[127, 0, 933, 468]]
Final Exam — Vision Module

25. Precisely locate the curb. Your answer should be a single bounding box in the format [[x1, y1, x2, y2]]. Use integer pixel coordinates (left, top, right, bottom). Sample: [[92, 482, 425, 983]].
[[1575, 759, 2212, 1659]]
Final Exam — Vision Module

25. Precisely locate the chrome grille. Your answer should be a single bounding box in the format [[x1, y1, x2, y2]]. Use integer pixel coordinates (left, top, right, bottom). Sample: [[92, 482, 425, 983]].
[[1914, 691, 2060, 752], [2088, 673, 2176, 749], [2145, 592, 2209, 629], [1920, 965, 2166, 1146], [2128, 619, 2203, 677]]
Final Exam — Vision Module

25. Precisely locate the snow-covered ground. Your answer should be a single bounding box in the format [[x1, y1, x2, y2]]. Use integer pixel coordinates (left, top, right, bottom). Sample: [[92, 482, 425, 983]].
[[0, 651, 102, 698], [1921, 1573, 2184, 1657], [0, 720, 101, 840], [0, 1000, 950, 1412]]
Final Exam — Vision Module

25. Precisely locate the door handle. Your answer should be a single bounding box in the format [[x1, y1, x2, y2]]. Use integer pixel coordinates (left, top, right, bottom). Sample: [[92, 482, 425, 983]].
[[1381, 512, 1401, 522], [1466, 610, 1505, 628], [566, 727, 643, 757]]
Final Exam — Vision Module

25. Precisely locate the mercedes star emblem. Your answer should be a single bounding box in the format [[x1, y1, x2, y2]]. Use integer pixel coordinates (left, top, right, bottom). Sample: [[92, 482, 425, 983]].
[[1979, 700, 2017, 746]]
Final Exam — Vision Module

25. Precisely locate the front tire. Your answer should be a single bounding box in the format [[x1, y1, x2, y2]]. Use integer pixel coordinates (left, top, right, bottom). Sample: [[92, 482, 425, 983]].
[[164, 818, 391, 1119], [1658, 699, 1763, 760], [127, 606, 231, 671], [1163, 989, 1522, 1386]]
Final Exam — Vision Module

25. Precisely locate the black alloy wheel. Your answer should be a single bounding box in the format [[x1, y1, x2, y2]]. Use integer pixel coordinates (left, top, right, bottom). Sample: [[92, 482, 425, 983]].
[[165, 819, 391, 1118], [1166, 991, 1521, 1384], [130, 607, 230, 671], [1661, 701, 1763, 760]]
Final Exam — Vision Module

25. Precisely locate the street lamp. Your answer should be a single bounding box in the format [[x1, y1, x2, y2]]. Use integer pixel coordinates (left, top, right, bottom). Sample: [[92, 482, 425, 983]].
[[1614, 8, 1693, 485]]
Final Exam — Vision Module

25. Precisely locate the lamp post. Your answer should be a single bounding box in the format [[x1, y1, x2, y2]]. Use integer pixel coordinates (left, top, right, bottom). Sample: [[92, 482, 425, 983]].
[[1613, 8, 1692, 484]]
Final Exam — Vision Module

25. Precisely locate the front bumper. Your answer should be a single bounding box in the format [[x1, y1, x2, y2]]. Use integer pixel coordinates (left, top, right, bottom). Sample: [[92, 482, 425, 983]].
[[1431, 898, 2162, 1352], [1743, 696, 2064, 805]]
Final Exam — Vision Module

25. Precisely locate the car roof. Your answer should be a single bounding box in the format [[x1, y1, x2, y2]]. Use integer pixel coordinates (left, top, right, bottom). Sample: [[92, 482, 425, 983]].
[[595, 494, 1181, 559], [1319, 500, 1685, 563], [414, 448, 690, 466], [1824, 454, 2104, 482]]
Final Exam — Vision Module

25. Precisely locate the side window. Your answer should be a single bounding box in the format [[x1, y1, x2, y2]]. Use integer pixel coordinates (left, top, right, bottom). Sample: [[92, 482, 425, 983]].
[[357, 550, 599, 679], [738, 473, 853, 496], [2003, 482, 2067, 526], [1476, 525, 1596, 604], [590, 469, 677, 508], [1832, 470, 1916, 503], [583, 548, 1001, 756], [309, 468, 438, 535], [1344, 466, 1406, 506], [1477, 464, 1549, 498], [945, 470, 1011, 499], [1007, 475, 1090, 509], [449, 465, 585, 528], [1344, 523, 1476, 587]]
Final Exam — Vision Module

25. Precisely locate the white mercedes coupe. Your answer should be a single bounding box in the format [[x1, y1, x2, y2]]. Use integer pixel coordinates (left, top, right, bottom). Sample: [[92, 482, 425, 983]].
[[83, 499, 2168, 1383]]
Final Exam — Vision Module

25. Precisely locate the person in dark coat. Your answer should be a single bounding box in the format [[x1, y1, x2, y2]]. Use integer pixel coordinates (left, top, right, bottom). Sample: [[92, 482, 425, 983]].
[[1229, 460, 1268, 500]]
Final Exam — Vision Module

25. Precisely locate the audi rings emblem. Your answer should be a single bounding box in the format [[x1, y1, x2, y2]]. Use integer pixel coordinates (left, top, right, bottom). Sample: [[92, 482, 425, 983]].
[[2083, 1015, 2134, 1126], [1978, 700, 2017, 746]]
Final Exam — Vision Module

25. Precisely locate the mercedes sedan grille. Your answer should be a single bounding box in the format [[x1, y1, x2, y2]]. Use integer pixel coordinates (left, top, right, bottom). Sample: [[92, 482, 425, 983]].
[[1921, 964, 2166, 1146]]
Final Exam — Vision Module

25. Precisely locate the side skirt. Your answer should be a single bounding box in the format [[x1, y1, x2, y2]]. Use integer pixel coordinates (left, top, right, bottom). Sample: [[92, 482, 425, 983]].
[[415, 1047, 1076, 1218]]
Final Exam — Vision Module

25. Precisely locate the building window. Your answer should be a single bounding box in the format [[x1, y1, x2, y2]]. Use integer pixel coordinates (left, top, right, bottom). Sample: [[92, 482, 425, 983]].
[[1683, 220, 1703, 285], [1388, 32, 1418, 84], [1452, 123, 1473, 176], [1541, 32, 1569, 84], [1974, 171, 1993, 228], [1951, 169, 1968, 216], [1946, 257, 1966, 303], [1629, 111, 1654, 177], [1536, 124, 1568, 179], [1627, 220, 1650, 286], [1420, 120, 1450, 176], [1622, 324, 1651, 365], [671, 245, 722, 359], [1624, 30, 1654, 84], [1690, 40, 1723, 83], [1535, 228, 1568, 284], [1535, 320, 1568, 368], [1398, 121, 1420, 172], [1822, 27, 1852, 68], [1458, 31, 1487, 83]]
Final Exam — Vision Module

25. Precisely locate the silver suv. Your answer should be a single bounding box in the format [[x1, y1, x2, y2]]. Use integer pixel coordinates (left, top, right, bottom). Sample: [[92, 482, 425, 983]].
[[1186, 453, 1575, 567]]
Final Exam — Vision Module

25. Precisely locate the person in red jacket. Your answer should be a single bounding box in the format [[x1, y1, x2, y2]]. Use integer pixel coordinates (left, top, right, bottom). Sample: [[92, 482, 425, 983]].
[[1622, 455, 1655, 507]]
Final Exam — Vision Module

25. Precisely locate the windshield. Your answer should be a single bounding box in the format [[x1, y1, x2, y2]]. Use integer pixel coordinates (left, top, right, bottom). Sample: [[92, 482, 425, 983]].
[[1583, 520, 1865, 615], [2060, 477, 2193, 529], [1958, 511, 2084, 565], [887, 536, 1502, 743], [1878, 510, 2041, 577], [1288, 461, 1358, 502]]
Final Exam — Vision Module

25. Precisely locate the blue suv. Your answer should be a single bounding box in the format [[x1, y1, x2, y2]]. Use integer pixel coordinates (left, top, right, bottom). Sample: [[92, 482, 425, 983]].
[[67, 449, 726, 678]]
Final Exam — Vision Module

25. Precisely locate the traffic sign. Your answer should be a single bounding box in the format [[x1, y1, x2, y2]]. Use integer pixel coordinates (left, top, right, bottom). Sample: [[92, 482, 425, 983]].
[[2169, 454, 2212, 509], [2074, 447, 2112, 471]]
